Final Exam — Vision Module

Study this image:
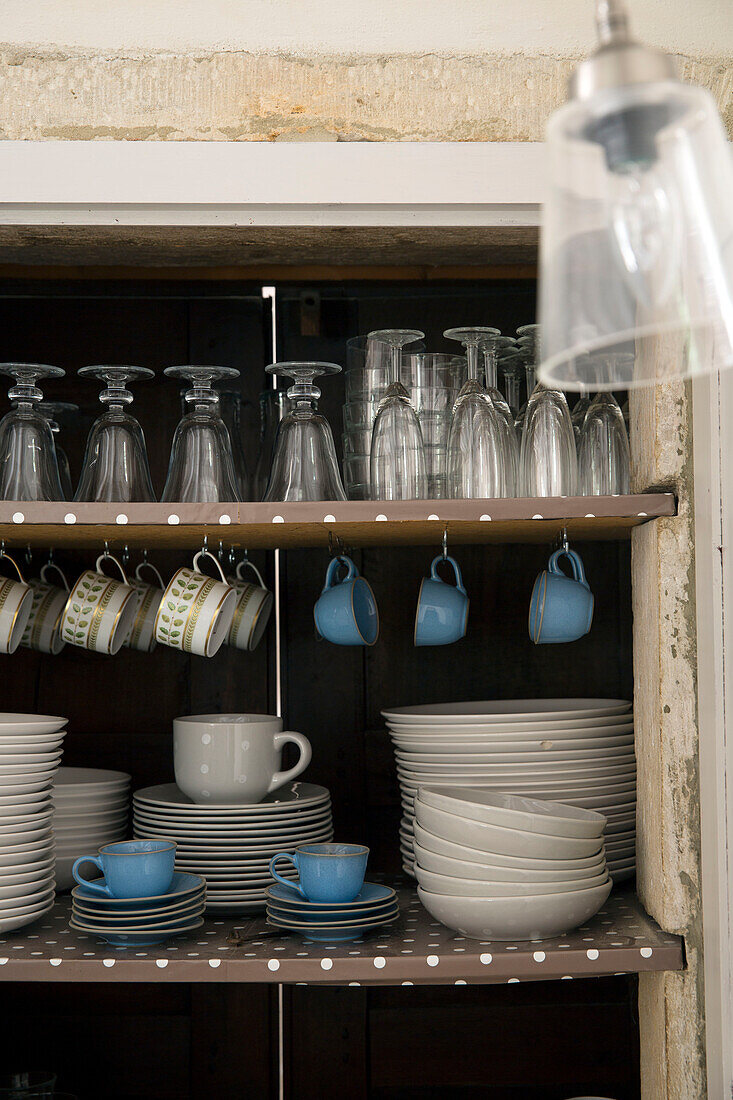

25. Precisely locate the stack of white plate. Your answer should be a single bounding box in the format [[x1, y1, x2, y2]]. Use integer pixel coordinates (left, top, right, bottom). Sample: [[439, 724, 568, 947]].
[[53, 767, 131, 891], [133, 782, 334, 914], [0, 713, 68, 931], [383, 699, 635, 882], [414, 787, 612, 940]]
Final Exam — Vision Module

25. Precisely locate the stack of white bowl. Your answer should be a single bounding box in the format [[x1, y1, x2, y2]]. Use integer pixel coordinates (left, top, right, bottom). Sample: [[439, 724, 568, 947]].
[[133, 781, 334, 914], [52, 767, 130, 891], [0, 713, 67, 932], [414, 786, 612, 940], [383, 699, 635, 882]]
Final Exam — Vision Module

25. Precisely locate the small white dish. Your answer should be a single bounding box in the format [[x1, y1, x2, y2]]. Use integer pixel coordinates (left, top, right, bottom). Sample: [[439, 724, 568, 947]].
[[413, 820, 605, 871], [382, 699, 631, 724], [0, 873, 55, 900], [414, 864, 610, 897], [0, 714, 67, 736], [415, 801, 602, 859], [133, 781, 330, 813], [413, 840, 607, 883], [415, 788, 606, 840]]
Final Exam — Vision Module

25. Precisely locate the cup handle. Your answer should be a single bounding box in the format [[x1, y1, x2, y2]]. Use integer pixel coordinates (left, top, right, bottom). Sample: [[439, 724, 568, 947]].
[[322, 555, 357, 592], [236, 559, 266, 588], [72, 855, 112, 897], [40, 561, 69, 590], [95, 553, 128, 584], [430, 554, 467, 595], [548, 548, 589, 589], [193, 549, 227, 583], [269, 852, 306, 898], [269, 732, 313, 793], [0, 552, 25, 584], [135, 561, 165, 589]]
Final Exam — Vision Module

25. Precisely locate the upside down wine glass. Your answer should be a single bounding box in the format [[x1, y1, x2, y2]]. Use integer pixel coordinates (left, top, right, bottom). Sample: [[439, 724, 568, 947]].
[[74, 366, 156, 502], [0, 363, 65, 501], [38, 401, 78, 501], [517, 325, 578, 497], [162, 366, 241, 502], [478, 333, 520, 495], [263, 362, 346, 502], [444, 327, 507, 499], [369, 329, 426, 500]]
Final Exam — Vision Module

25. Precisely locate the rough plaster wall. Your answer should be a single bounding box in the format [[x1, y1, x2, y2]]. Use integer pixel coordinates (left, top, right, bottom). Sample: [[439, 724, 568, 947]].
[[631, 380, 704, 1099], [0, 49, 729, 141]]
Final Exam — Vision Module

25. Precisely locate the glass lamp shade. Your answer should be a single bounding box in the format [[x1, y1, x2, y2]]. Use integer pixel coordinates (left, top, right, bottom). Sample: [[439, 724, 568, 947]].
[[539, 80, 733, 390]]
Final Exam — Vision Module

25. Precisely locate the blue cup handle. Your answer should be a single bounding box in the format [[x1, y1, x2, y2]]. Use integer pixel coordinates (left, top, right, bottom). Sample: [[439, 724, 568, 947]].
[[322, 555, 358, 594], [269, 852, 306, 898], [548, 548, 589, 589], [72, 855, 112, 897], [430, 555, 467, 595]]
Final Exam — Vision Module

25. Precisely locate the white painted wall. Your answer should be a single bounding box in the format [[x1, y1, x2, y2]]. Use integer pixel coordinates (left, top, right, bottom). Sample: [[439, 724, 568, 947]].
[[1, 0, 731, 56]]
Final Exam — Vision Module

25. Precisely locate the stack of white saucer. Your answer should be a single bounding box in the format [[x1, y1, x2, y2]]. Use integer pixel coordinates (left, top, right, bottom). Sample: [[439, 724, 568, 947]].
[[0, 713, 67, 932], [384, 699, 636, 882], [52, 767, 130, 891]]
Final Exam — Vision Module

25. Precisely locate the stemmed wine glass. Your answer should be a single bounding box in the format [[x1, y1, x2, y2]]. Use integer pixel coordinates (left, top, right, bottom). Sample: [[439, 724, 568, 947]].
[[477, 333, 520, 495], [0, 364, 66, 501], [517, 326, 578, 497], [369, 329, 427, 500], [162, 366, 241, 502], [444, 327, 507, 499], [263, 362, 346, 502], [38, 401, 78, 501], [74, 366, 156, 502]]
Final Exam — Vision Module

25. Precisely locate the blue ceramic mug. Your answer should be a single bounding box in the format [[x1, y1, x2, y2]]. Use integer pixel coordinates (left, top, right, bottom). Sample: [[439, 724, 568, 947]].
[[529, 548, 594, 644], [414, 555, 469, 646], [269, 842, 369, 902], [314, 556, 379, 646], [72, 839, 176, 899]]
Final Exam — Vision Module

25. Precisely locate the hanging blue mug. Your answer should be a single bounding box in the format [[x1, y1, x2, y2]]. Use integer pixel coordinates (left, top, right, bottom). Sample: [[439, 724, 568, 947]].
[[529, 548, 594, 644], [314, 556, 379, 646], [414, 555, 469, 646]]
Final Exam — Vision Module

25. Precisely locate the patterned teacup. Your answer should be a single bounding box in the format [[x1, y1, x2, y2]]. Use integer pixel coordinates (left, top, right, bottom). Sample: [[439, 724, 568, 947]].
[[226, 560, 273, 652], [154, 550, 236, 658], [20, 560, 69, 655], [61, 553, 138, 655], [0, 552, 33, 654], [124, 560, 165, 653]]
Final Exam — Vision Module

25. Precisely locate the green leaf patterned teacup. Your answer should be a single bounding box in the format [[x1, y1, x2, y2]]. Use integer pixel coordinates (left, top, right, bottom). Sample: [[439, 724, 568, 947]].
[[60, 553, 138, 655], [20, 560, 69, 655], [154, 550, 236, 658], [124, 560, 165, 653]]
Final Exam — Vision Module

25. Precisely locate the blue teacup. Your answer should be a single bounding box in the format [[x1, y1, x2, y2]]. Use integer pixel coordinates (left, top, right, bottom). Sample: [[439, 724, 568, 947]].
[[314, 556, 379, 646], [269, 842, 369, 902], [529, 548, 594, 644], [72, 839, 176, 899], [414, 555, 469, 646]]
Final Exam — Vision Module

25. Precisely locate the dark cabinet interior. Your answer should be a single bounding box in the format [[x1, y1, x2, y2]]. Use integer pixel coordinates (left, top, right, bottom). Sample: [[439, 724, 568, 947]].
[[0, 274, 639, 1099]]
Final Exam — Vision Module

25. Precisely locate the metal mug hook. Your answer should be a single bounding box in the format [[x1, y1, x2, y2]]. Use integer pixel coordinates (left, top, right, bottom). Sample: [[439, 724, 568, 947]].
[[442, 527, 449, 560]]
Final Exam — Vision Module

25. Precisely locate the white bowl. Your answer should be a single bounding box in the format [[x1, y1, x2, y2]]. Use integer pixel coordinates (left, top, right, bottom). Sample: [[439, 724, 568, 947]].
[[414, 863, 610, 897], [414, 801, 603, 860], [412, 820, 605, 871], [416, 788, 606, 840], [417, 879, 612, 940], [412, 840, 607, 883]]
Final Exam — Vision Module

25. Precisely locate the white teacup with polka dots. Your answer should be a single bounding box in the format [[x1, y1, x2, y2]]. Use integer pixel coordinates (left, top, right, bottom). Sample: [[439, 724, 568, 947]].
[[173, 713, 312, 805]]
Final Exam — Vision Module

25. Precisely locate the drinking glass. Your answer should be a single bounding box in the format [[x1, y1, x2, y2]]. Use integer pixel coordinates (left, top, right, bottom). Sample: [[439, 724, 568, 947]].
[[0, 364, 65, 501], [478, 334, 520, 495], [218, 390, 250, 500], [263, 362, 346, 502], [517, 326, 578, 497], [369, 329, 427, 501], [578, 392, 631, 495], [162, 366, 241, 502], [444, 327, 507, 499], [571, 392, 593, 445], [74, 366, 155, 502], [38, 401, 77, 500], [254, 388, 292, 501]]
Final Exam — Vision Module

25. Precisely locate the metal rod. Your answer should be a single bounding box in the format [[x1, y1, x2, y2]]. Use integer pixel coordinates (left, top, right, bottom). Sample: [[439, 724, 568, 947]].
[[595, 0, 631, 45]]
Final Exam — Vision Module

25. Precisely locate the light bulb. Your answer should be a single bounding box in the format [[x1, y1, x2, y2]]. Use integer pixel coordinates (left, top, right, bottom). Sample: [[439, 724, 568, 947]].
[[610, 160, 682, 311]]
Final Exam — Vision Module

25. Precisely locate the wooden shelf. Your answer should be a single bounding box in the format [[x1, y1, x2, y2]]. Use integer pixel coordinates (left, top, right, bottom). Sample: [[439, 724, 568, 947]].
[[0, 494, 675, 551], [0, 887, 683, 986]]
